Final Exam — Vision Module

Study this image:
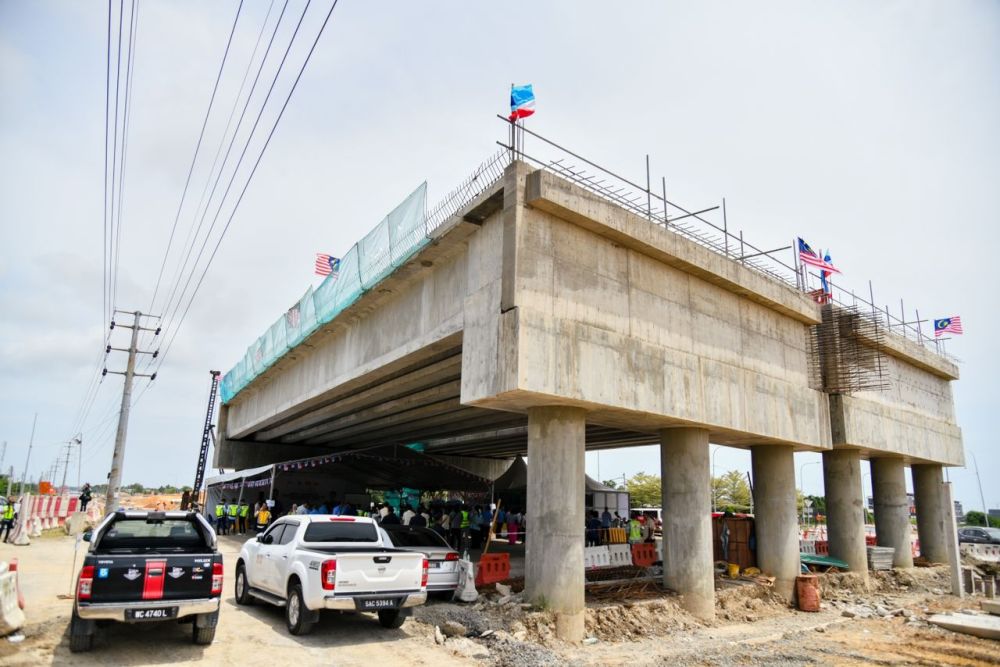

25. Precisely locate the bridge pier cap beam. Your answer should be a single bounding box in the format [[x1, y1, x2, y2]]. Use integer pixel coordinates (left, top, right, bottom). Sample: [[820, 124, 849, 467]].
[[525, 405, 586, 642], [871, 457, 914, 568], [660, 427, 715, 620], [751, 445, 800, 603]]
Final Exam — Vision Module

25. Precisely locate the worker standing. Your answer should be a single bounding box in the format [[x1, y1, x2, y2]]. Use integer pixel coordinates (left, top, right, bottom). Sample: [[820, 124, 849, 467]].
[[215, 499, 227, 535], [226, 501, 238, 536], [255, 503, 271, 532], [238, 501, 250, 534], [628, 512, 643, 544], [1, 498, 16, 543]]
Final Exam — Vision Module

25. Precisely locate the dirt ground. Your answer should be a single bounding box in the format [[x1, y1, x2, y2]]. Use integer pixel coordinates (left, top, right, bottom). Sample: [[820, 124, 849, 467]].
[[2, 532, 997, 666]]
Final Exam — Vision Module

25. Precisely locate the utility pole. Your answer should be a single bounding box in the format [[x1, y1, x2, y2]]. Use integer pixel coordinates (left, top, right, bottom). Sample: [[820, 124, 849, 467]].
[[59, 438, 77, 495], [18, 413, 37, 496], [103, 310, 159, 513]]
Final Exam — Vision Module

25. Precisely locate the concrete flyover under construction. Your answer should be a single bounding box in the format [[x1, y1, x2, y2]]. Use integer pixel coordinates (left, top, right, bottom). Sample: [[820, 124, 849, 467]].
[[216, 156, 963, 641]]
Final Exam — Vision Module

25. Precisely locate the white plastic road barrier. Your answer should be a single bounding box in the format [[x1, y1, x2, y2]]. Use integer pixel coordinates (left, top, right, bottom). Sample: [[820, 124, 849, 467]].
[[962, 544, 1000, 563], [584, 545, 611, 569], [0, 561, 26, 636], [8, 494, 84, 546], [608, 544, 631, 567], [800, 539, 817, 555]]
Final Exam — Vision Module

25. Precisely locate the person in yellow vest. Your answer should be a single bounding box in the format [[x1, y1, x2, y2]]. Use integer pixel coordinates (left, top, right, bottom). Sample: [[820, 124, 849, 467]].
[[1, 498, 16, 543], [215, 499, 227, 535], [459, 506, 471, 552], [256, 503, 271, 532], [227, 501, 238, 534], [238, 501, 250, 534], [628, 512, 643, 544]]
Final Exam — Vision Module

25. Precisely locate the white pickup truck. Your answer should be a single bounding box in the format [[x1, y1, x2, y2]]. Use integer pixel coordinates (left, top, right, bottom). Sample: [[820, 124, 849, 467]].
[[235, 515, 428, 635]]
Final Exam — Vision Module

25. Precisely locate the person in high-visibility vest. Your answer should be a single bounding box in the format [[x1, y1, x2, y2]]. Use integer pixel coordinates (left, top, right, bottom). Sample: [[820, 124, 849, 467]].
[[255, 503, 271, 532], [1, 498, 16, 543], [238, 501, 250, 534], [628, 512, 643, 544], [215, 500, 227, 535], [226, 502, 238, 536], [459, 506, 471, 553]]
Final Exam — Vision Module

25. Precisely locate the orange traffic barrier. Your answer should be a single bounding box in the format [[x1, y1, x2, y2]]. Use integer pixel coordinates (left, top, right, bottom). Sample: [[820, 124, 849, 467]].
[[815, 540, 829, 556], [607, 527, 627, 544], [630, 542, 657, 567], [475, 553, 511, 587], [865, 535, 877, 546]]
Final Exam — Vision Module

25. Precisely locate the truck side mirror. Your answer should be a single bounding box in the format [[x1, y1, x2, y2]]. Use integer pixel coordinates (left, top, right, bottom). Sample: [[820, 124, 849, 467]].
[[82, 531, 92, 542]]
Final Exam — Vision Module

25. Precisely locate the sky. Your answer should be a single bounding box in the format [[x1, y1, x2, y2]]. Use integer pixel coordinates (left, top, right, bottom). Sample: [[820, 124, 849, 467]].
[[0, 1, 997, 511]]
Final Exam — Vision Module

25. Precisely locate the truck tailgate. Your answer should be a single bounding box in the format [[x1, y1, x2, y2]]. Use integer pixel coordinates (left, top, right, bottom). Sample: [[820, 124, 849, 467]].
[[87, 553, 218, 603], [334, 552, 424, 594]]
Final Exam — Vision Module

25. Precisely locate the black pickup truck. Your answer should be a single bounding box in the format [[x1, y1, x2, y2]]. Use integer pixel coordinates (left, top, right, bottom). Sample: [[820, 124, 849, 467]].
[[70, 510, 223, 652]]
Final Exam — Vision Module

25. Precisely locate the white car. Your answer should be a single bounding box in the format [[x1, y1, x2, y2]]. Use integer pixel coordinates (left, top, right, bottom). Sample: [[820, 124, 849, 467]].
[[379, 525, 460, 596], [235, 515, 428, 635]]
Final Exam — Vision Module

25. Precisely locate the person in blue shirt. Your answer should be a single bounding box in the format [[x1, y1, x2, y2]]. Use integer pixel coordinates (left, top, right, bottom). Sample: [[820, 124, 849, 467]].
[[600, 507, 613, 544]]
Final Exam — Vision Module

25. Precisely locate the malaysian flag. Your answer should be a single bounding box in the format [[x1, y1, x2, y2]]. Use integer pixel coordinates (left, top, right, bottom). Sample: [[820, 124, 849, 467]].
[[933, 316, 963, 337], [315, 253, 340, 278], [798, 238, 841, 274]]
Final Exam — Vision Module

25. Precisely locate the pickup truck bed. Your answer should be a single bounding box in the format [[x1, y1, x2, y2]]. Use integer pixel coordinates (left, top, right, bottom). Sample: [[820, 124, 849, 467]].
[[71, 511, 223, 652]]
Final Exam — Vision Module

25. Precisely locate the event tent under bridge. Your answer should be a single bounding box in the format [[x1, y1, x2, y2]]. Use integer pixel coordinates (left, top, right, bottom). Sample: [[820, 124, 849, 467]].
[[204, 445, 492, 517]]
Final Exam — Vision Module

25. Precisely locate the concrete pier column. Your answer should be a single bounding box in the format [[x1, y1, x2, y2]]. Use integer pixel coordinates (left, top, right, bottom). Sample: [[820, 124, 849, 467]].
[[525, 406, 586, 642], [660, 427, 714, 620], [912, 464, 949, 564], [871, 457, 914, 568], [750, 446, 800, 602], [822, 449, 869, 579]]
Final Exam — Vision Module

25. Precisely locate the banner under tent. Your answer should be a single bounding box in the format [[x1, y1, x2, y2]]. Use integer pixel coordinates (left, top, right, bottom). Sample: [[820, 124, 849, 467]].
[[204, 445, 492, 519]]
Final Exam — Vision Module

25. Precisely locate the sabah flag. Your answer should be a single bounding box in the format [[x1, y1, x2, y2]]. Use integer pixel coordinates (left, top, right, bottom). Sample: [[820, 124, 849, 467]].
[[509, 84, 535, 121]]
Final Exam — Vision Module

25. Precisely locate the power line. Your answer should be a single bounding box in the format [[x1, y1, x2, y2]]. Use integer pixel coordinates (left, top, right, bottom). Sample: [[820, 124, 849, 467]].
[[145, 0, 246, 319], [152, 0, 292, 351], [103, 0, 112, 332], [155, 0, 340, 372], [108, 0, 125, 320], [111, 0, 140, 313]]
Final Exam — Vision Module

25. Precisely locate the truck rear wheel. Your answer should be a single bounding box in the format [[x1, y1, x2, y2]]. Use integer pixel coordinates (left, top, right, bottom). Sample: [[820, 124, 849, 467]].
[[192, 610, 219, 645], [285, 583, 315, 636], [69, 608, 94, 653], [378, 609, 406, 629]]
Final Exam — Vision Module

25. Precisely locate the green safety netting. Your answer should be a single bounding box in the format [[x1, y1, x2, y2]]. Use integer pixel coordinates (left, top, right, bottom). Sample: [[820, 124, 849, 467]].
[[220, 182, 428, 403]]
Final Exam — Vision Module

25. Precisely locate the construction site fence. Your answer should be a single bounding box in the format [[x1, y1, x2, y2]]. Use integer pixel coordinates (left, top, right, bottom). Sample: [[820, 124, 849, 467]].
[[220, 151, 509, 404], [7, 494, 102, 546]]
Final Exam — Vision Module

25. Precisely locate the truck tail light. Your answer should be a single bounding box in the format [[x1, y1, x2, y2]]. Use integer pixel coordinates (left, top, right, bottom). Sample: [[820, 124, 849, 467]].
[[444, 552, 459, 562], [321, 559, 337, 591], [211, 562, 224, 596], [78, 565, 95, 600], [421, 558, 429, 588]]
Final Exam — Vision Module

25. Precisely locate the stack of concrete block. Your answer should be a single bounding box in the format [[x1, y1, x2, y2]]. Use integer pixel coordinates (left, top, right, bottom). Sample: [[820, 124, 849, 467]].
[[867, 546, 895, 570]]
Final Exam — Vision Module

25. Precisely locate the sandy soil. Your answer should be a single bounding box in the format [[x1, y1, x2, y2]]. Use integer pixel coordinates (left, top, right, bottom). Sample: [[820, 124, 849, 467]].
[[1, 533, 997, 666]]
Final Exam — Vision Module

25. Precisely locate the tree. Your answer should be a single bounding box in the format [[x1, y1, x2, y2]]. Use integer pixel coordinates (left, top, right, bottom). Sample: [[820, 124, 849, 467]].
[[602, 479, 619, 490], [712, 470, 752, 513], [965, 511, 987, 527], [625, 472, 661, 507], [125, 483, 145, 495]]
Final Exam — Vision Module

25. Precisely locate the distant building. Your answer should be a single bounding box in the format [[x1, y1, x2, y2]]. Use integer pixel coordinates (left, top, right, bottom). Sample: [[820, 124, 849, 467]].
[[988, 509, 1000, 519]]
